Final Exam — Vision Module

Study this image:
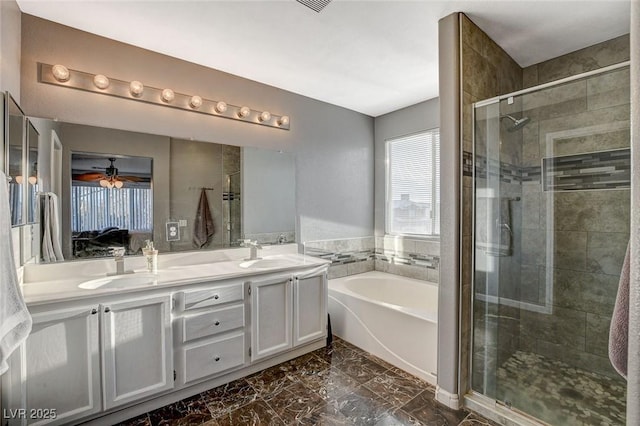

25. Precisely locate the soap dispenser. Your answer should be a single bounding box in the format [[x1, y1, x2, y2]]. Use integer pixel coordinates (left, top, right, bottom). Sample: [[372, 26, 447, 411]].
[[143, 240, 158, 273]]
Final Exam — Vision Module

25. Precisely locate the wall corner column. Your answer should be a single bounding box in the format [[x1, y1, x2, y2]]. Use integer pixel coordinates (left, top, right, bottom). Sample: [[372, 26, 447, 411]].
[[436, 12, 462, 408]]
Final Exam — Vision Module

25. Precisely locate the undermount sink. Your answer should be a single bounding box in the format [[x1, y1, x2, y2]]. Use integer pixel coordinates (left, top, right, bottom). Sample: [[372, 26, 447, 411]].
[[239, 256, 304, 270], [78, 273, 158, 290]]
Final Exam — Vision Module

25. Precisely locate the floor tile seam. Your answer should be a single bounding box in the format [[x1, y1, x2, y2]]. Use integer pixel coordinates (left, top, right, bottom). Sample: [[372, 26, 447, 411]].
[[205, 394, 261, 420], [260, 396, 290, 425], [360, 380, 423, 411]]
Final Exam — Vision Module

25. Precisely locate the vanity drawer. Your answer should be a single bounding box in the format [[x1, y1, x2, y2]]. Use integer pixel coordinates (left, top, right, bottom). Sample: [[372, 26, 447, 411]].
[[182, 304, 244, 342], [182, 283, 244, 310], [183, 333, 245, 383]]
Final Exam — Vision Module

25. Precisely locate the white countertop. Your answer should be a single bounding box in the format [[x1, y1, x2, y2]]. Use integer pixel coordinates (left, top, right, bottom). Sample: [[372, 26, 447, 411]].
[[21, 245, 329, 306]]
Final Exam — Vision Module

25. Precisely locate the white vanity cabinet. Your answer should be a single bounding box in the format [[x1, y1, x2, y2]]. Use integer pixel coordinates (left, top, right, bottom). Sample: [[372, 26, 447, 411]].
[[250, 269, 327, 362], [1, 295, 173, 425], [2, 306, 101, 426], [101, 295, 174, 409], [174, 281, 248, 386], [250, 275, 294, 362]]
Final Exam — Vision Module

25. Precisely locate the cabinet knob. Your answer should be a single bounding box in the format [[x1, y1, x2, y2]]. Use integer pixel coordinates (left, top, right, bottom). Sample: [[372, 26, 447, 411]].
[[104, 307, 111, 313], [90, 308, 97, 315], [214, 321, 220, 326], [214, 294, 219, 300], [214, 356, 220, 362]]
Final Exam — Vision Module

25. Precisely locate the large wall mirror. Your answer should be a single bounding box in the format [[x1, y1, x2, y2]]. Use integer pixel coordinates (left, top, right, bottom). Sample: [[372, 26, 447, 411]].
[[28, 118, 296, 262], [6, 94, 25, 227]]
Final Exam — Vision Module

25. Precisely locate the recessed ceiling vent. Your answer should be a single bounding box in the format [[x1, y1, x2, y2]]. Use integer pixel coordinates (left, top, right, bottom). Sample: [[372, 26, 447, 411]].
[[296, 0, 333, 13]]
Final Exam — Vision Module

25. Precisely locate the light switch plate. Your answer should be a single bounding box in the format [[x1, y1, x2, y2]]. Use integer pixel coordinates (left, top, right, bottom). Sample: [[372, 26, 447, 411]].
[[166, 222, 180, 241], [178, 219, 187, 227]]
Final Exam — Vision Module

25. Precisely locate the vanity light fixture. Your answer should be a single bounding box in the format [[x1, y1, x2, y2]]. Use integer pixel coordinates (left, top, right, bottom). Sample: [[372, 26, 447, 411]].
[[189, 95, 203, 109], [259, 111, 271, 123], [93, 74, 110, 90], [215, 101, 228, 114], [277, 115, 290, 126], [238, 106, 251, 118], [130, 80, 144, 96], [38, 63, 290, 130], [51, 64, 70, 82], [161, 88, 175, 103]]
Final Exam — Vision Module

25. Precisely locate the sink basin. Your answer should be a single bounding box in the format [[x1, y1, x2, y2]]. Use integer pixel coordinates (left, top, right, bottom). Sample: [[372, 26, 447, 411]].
[[239, 256, 304, 270], [78, 273, 158, 290]]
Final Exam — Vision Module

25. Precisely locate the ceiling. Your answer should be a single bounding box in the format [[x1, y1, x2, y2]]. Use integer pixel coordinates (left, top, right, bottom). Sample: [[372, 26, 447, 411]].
[[17, 1, 630, 117]]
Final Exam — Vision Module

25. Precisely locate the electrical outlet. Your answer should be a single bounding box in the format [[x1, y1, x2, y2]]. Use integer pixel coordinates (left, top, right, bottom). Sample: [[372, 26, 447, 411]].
[[166, 222, 180, 241], [178, 219, 187, 227]]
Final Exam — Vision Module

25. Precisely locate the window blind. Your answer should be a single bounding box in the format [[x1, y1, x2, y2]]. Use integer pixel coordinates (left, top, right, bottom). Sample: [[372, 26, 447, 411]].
[[386, 128, 440, 236], [71, 186, 152, 232]]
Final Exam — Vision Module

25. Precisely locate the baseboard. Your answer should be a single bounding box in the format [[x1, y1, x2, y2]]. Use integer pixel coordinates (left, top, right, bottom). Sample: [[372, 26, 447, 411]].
[[435, 386, 461, 409]]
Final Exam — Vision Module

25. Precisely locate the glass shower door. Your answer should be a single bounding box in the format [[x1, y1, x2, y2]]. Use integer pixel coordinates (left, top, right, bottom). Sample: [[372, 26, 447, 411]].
[[472, 65, 629, 425]]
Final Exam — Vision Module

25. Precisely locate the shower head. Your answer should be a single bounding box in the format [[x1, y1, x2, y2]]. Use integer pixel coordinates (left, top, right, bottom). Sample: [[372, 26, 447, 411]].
[[501, 114, 531, 132]]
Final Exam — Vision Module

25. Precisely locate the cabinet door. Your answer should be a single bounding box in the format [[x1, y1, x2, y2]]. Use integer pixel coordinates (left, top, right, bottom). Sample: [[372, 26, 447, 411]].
[[250, 275, 293, 362], [293, 272, 327, 346], [102, 295, 173, 410], [2, 306, 101, 426]]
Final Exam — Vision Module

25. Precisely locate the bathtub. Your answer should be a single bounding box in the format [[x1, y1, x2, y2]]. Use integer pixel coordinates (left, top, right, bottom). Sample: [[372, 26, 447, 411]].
[[328, 271, 438, 384]]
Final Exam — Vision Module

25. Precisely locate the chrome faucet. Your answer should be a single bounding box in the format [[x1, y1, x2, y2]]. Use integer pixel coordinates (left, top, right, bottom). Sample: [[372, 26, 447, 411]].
[[277, 234, 287, 244], [107, 247, 133, 276], [244, 240, 262, 261]]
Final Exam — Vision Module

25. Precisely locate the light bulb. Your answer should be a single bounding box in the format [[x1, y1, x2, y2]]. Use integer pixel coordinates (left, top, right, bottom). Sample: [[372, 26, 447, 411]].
[[99, 179, 108, 187], [161, 88, 175, 103], [52, 64, 70, 82], [130, 80, 144, 96], [238, 106, 251, 118], [259, 111, 271, 122], [15, 176, 23, 184], [189, 95, 203, 109], [28, 176, 37, 185], [277, 115, 290, 126], [215, 101, 228, 114], [93, 74, 110, 89], [114, 180, 124, 189]]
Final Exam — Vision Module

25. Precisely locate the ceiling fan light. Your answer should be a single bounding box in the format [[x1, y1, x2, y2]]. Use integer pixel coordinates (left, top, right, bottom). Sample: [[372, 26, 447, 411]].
[[99, 179, 109, 188], [28, 176, 37, 185], [114, 180, 124, 189]]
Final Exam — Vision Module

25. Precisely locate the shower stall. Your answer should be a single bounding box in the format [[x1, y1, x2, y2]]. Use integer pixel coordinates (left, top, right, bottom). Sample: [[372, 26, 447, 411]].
[[471, 63, 630, 425]]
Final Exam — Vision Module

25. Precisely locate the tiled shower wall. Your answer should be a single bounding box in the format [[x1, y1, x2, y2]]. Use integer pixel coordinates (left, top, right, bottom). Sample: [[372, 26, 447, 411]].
[[303, 236, 439, 282], [464, 17, 630, 395], [460, 13, 524, 395], [518, 50, 630, 379]]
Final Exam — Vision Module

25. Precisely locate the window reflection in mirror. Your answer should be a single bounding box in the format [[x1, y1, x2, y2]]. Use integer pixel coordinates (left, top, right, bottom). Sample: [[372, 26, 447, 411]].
[[70, 153, 152, 259], [7, 95, 25, 226]]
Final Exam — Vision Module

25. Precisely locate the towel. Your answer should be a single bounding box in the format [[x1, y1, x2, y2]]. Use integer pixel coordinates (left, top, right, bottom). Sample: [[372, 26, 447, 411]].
[[193, 189, 214, 248], [0, 170, 32, 375], [476, 198, 512, 257], [609, 241, 630, 379], [41, 193, 64, 262]]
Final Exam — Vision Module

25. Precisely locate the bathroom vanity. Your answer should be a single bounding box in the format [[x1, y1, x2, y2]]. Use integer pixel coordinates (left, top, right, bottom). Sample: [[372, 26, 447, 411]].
[[1, 246, 328, 426]]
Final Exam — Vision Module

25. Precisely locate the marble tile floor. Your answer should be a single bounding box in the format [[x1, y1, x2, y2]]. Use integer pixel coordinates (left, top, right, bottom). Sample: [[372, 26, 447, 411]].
[[496, 350, 626, 426], [117, 337, 495, 426]]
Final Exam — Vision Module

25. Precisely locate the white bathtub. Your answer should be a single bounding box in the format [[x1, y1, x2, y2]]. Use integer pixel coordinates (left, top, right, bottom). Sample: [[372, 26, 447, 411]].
[[328, 271, 438, 384]]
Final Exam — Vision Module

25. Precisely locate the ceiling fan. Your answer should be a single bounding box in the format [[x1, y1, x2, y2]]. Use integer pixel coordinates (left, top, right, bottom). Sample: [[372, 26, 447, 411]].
[[73, 157, 144, 189]]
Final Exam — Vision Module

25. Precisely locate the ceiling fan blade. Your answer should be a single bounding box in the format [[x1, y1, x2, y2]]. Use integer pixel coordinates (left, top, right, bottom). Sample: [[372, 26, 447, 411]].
[[74, 172, 107, 181], [119, 175, 146, 182]]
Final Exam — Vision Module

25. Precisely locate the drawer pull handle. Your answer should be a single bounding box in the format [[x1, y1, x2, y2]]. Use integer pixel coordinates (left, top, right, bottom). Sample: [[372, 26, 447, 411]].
[[214, 295, 219, 300], [90, 308, 98, 315], [214, 356, 220, 362], [214, 321, 220, 326], [104, 307, 111, 313]]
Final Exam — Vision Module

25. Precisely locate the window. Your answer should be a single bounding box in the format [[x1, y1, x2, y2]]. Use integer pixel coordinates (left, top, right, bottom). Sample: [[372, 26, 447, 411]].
[[385, 128, 440, 237], [71, 185, 152, 232]]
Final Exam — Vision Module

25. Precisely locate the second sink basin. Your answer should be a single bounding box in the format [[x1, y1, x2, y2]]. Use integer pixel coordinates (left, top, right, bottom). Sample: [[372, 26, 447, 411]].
[[239, 255, 304, 270], [78, 273, 158, 290]]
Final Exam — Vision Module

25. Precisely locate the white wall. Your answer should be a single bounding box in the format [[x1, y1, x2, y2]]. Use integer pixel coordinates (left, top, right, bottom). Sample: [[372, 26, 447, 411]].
[[0, 0, 21, 101], [20, 15, 374, 243]]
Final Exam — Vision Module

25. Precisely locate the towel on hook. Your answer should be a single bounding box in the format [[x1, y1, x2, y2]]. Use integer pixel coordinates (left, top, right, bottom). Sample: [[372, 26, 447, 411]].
[[193, 189, 214, 248], [609, 241, 630, 379], [476, 198, 512, 257], [41, 193, 64, 262], [0, 170, 32, 375]]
